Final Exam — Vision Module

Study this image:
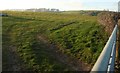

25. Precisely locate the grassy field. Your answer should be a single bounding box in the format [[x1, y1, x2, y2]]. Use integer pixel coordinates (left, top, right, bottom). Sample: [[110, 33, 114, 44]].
[[2, 11, 108, 71]]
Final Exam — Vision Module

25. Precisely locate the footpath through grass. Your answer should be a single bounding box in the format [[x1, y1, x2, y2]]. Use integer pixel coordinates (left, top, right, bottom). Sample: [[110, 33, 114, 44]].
[[2, 11, 108, 71]]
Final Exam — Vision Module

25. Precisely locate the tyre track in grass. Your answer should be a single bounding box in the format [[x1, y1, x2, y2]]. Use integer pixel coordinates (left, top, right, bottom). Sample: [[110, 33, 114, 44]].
[[2, 26, 27, 71], [37, 35, 92, 71]]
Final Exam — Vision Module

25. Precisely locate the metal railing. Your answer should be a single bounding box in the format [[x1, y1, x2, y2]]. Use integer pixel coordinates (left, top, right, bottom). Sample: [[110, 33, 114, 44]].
[[91, 25, 118, 72]]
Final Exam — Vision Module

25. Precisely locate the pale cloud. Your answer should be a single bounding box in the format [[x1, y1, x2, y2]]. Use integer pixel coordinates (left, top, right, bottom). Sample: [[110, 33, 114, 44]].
[[60, 1, 83, 10], [0, 0, 83, 10], [0, 0, 119, 11], [80, 0, 119, 2]]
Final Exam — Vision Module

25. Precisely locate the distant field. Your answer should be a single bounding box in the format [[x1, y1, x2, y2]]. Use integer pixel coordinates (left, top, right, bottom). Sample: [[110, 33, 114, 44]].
[[2, 11, 108, 71]]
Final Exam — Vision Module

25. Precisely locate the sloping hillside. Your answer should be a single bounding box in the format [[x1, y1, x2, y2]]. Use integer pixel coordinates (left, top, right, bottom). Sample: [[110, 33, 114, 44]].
[[2, 11, 108, 71], [97, 12, 118, 35]]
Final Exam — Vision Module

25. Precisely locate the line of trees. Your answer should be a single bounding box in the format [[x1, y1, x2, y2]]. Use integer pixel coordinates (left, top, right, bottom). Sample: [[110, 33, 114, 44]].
[[26, 8, 59, 12]]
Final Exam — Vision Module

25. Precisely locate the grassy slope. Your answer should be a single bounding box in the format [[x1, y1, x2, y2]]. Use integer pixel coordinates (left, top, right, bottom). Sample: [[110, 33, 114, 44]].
[[2, 11, 108, 71]]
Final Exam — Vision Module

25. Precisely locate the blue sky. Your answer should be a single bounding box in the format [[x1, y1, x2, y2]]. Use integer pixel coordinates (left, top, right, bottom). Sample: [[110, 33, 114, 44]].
[[0, 0, 119, 11]]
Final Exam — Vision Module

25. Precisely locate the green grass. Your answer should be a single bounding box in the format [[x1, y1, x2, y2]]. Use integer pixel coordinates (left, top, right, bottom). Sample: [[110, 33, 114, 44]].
[[2, 11, 108, 71]]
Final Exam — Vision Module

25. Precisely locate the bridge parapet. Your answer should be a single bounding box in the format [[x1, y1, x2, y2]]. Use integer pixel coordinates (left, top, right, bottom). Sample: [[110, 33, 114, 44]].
[[91, 25, 118, 72]]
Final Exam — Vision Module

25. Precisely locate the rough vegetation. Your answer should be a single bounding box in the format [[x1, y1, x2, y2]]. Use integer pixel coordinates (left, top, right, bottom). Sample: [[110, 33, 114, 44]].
[[97, 12, 117, 35], [117, 13, 120, 68], [2, 11, 108, 71]]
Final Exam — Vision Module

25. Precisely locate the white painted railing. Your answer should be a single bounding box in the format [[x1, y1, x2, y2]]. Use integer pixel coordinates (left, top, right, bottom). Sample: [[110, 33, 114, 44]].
[[91, 25, 118, 72]]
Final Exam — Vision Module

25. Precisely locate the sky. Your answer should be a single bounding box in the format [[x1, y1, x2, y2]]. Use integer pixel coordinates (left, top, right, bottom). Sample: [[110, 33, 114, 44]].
[[0, 0, 120, 11]]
